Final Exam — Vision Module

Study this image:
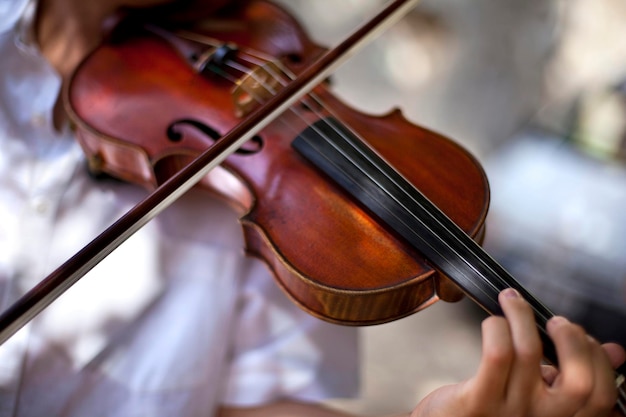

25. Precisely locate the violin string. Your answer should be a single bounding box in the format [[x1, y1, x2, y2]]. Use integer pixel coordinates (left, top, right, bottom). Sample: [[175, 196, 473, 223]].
[[169, 29, 222, 49], [617, 388, 626, 416], [618, 374, 626, 408]]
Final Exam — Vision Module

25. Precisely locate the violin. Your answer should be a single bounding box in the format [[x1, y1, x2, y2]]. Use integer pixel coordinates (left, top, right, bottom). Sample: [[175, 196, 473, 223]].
[[0, 0, 624, 410], [64, 0, 488, 325]]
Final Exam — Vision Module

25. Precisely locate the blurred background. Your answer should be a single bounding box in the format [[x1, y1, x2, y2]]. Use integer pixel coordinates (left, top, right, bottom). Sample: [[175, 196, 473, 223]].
[[273, 0, 626, 414]]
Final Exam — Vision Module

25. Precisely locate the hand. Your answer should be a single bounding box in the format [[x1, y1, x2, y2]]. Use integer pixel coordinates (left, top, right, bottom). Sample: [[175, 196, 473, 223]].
[[411, 288, 626, 417], [35, 0, 240, 128], [36, 0, 241, 80]]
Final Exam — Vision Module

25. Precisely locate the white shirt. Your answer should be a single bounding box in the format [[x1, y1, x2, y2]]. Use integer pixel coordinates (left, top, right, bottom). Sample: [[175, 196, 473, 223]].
[[0, 1, 359, 415]]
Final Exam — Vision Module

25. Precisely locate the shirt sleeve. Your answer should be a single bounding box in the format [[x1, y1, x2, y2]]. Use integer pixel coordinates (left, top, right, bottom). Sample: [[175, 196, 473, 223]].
[[0, 0, 31, 34], [220, 258, 360, 407]]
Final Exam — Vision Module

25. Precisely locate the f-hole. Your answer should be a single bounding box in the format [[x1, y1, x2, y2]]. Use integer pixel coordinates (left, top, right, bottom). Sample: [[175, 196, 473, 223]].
[[166, 118, 263, 154], [153, 118, 264, 186]]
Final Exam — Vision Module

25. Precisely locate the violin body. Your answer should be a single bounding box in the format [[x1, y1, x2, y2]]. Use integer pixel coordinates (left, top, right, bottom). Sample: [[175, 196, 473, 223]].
[[65, 0, 489, 325]]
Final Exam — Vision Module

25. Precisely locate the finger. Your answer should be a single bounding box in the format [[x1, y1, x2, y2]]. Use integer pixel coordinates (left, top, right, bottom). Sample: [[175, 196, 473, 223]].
[[469, 315, 514, 403], [575, 338, 618, 417], [541, 364, 559, 385], [498, 289, 544, 404], [546, 316, 595, 412], [601, 342, 626, 370]]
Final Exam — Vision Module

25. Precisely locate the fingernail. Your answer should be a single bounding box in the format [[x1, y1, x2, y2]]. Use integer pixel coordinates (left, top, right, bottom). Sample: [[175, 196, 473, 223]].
[[549, 316, 569, 326], [502, 288, 520, 298]]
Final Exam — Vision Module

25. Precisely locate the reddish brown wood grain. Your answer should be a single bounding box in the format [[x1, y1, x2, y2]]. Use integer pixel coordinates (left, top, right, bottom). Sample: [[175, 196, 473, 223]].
[[65, 0, 488, 325]]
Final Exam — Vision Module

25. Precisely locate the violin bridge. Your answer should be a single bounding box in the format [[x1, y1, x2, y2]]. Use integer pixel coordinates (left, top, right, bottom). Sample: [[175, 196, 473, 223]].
[[232, 61, 284, 118]]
